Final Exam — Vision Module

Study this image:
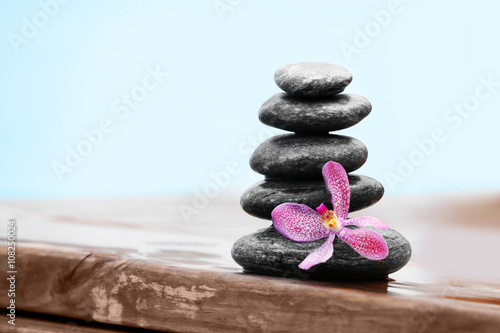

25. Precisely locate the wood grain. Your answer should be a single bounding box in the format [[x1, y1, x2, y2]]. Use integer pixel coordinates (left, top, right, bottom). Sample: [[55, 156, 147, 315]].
[[0, 193, 499, 332], [2, 244, 500, 333], [0, 312, 159, 333]]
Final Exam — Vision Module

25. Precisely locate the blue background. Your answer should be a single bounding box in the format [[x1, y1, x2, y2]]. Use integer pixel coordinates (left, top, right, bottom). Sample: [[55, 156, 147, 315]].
[[1, 0, 499, 199]]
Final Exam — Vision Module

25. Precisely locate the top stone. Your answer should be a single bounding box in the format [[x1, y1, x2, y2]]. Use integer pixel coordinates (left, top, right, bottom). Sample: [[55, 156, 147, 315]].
[[274, 62, 352, 98]]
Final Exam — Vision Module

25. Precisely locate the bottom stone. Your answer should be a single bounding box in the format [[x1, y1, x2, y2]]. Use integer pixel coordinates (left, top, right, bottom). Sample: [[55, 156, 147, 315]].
[[231, 226, 411, 280]]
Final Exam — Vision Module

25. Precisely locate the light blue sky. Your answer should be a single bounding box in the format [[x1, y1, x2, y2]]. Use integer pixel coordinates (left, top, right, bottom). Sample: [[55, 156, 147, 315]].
[[1, 0, 499, 198]]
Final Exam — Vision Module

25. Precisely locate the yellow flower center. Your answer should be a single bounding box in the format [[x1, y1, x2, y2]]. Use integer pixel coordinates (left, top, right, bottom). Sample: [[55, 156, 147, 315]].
[[320, 210, 342, 233]]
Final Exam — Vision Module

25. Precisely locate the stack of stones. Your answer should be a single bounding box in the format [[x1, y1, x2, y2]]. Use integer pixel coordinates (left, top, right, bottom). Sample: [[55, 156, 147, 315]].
[[231, 62, 411, 279]]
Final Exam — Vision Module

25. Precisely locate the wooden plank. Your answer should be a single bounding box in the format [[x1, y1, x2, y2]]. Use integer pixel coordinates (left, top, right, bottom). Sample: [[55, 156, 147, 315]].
[[1, 244, 500, 333], [1, 193, 500, 332], [0, 311, 164, 332]]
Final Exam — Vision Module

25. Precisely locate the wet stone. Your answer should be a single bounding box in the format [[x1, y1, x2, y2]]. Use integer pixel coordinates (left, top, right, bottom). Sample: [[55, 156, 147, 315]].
[[250, 134, 368, 178], [259, 93, 371, 133], [241, 175, 384, 220], [231, 226, 411, 280], [274, 62, 352, 98]]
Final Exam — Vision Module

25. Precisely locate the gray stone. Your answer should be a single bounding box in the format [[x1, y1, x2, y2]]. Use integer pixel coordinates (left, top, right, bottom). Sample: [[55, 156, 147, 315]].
[[250, 134, 367, 178], [231, 226, 411, 279], [241, 175, 384, 220], [274, 62, 352, 98], [259, 93, 371, 133]]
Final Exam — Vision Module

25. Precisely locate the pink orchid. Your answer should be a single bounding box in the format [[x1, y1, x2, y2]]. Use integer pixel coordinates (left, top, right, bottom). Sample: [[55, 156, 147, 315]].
[[271, 161, 390, 270]]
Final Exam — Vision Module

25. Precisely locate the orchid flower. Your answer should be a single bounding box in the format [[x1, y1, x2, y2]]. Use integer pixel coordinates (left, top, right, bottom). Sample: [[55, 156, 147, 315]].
[[271, 161, 390, 270]]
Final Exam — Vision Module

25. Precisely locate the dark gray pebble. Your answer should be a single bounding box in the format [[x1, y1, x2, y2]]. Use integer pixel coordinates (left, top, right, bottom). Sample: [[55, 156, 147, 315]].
[[231, 226, 411, 280], [274, 62, 352, 98], [250, 134, 368, 178], [259, 93, 371, 133], [241, 175, 384, 220]]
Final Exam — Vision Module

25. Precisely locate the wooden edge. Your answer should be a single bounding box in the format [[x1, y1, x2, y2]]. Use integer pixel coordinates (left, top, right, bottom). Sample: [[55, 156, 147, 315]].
[[0, 311, 163, 333], [1, 244, 499, 333]]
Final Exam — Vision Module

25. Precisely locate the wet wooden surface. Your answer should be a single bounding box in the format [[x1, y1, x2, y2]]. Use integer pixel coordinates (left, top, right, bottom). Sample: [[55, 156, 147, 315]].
[[0, 192, 500, 332], [0, 311, 163, 333]]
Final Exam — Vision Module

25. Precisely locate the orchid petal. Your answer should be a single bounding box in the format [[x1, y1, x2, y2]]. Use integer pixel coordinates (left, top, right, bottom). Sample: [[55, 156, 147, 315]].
[[298, 233, 335, 270], [322, 161, 350, 220], [316, 203, 329, 217], [343, 216, 391, 230], [272, 203, 330, 242], [337, 227, 388, 260]]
